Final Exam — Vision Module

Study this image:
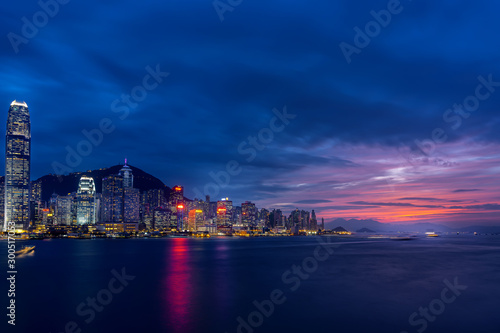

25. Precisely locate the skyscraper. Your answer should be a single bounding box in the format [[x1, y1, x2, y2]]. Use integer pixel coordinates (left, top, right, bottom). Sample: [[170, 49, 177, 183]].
[[76, 176, 96, 225], [119, 159, 133, 188], [4, 100, 31, 231], [188, 209, 204, 231], [0, 177, 4, 225], [124, 187, 140, 223], [216, 198, 232, 226], [102, 174, 124, 223], [103, 162, 140, 224], [311, 210, 318, 231], [241, 201, 256, 227], [56, 194, 73, 225], [170, 185, 184, 205]]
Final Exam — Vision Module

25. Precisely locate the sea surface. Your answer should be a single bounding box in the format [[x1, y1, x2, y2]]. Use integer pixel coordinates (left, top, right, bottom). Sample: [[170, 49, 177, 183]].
[[1, 235, 499, 333]]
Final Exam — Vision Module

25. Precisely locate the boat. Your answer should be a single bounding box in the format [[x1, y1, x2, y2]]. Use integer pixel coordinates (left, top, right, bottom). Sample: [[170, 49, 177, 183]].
[[15, 245, 35, 254], [390, 236, 415, 241], [425, 232, 439, 237]]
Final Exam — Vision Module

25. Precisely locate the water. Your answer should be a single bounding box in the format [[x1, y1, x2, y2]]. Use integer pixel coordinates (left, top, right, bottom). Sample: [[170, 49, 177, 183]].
[[1, 235, 499, 333]]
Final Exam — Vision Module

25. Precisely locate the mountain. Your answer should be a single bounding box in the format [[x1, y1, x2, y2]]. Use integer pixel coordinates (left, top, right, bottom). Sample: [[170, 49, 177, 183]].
[[326, 218, 453, 233], [356, 228, 375, 233], [332, 226, 348, 232], [326, 218, 385, 231], [35, 165, 169, 201], [458, 226, 500, 234]]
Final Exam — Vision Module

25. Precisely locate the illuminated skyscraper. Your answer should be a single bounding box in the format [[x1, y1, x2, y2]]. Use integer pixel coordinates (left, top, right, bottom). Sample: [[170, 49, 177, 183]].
[[176, 203, 185, 230], [4, 100, 31, 231], [241, 201, 256, 227], [269, 209, 283, 228], [0, 177, 4, 224], [124, 187, 140, 223], [119, 159, 133, 188], [216, 198, 232, 226], [102, 175, 124, 223], [170, 185, 183, 205], [188, 209, 204, 231], [103, 166, 140, 224], [76, 176, 96, 225], [56, 194, 73, 225]]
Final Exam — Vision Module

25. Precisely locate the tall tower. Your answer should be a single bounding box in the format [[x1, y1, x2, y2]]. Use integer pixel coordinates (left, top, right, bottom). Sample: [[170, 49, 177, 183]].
[[311, 210, 318, 231], [76, 176, 96, 225], [4, 100, 31, 231], [216, 198, 232, 226], [119, 158, 133, 188], [241, 201, 256, 227], [102, 175, 124, 223]]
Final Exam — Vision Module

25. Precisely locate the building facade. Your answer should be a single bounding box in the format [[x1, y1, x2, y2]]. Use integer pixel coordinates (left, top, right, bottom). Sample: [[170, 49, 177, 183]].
[[241, 201, 256, 227], [76, 176, 96, 225], [4, 101, 31, 231], [102, 174, 124, 223]]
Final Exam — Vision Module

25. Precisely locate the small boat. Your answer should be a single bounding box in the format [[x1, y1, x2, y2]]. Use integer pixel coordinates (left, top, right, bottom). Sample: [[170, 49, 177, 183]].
[[15, 245, 35, 254], [390, 236, 414, 241]]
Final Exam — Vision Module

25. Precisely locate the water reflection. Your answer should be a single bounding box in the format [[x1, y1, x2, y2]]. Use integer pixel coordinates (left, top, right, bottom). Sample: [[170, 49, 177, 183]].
[[163, 238, 193, 332]]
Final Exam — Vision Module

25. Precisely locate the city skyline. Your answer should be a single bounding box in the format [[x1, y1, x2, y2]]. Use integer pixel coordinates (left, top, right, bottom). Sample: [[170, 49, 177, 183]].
[[1, 1, 499, 227]]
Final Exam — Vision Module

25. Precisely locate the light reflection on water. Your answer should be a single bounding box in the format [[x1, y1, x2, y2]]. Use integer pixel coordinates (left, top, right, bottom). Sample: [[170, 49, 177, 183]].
[[2, 235, 499, 333], [163, 238, 193, 332]]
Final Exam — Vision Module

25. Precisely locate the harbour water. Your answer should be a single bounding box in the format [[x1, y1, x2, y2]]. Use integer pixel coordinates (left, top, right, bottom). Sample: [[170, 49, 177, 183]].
[[2, 235, 499, 333]]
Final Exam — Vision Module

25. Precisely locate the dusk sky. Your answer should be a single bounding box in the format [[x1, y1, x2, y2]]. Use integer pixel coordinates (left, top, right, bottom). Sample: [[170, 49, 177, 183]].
[[1, 0, 499, 226]]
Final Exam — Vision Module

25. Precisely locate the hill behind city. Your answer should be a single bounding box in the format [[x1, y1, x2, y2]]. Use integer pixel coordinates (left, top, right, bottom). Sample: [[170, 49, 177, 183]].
[[35, 165, 169, 201]]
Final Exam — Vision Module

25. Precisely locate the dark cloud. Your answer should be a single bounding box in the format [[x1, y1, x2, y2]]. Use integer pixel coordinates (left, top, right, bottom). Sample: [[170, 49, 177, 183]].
[[348, 201, 445, 209], [398, 197, 443, 201], [453, 189, 482, 193], [294, 199, 332, 204], [450, 204, 500, 211]]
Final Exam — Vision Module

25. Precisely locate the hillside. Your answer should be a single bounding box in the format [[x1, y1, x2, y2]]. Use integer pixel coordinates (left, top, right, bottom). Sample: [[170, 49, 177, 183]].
[[35, 165, 169, 201]]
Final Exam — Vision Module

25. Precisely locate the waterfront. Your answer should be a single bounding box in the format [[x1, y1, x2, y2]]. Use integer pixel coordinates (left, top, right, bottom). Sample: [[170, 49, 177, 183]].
[[2, 235, 499, 333]]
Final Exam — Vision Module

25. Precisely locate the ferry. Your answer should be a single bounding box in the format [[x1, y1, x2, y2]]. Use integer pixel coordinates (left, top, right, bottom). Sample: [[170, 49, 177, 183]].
[[15, 245, 35, 254], [425, 232, 439, 237]]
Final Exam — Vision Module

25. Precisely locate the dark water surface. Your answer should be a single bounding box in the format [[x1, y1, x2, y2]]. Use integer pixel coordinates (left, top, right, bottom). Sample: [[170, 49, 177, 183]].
[[1, 235, 499, 333]]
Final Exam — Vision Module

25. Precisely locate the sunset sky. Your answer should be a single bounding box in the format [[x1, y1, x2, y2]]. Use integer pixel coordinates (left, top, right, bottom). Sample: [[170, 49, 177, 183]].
[[1, 0, 499, 226]]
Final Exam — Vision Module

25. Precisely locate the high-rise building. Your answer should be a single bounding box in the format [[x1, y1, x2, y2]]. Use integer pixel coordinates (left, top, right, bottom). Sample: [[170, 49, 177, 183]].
[[4, 100, 31, 231], [310, 210, 318, 231], [141, 188, 166, 227], [0, 177, 4, 225], [269, 209, 282, 228], [153, 207, 171, 230], [31, 179, 42, 202], [170, 185, 183, 205], [241, 201, 256, 227], [103, 163, 140, 224], [259, 208, 269, 227], [94, 193, 102, 223], [119, 159, 133, 188], [176, 202, 185, 230], [102, 174, 124, 223], [56, 195, 73, 225], [188, 209, 204, 231], [76, 176, 96, 225], [124, 187, 140, 223], [216, 198, 232, 226]]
